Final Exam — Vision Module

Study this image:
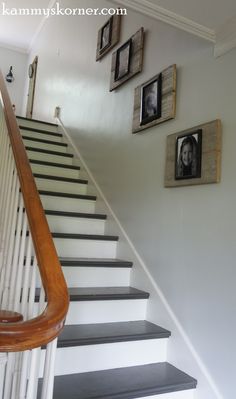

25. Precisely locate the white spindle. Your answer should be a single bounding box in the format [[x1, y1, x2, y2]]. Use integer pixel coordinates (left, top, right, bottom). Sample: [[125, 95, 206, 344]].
[[40, 339, 58, 399]]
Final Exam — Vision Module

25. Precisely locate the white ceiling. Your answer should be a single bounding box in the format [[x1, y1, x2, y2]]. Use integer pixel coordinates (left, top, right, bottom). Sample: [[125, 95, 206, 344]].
[[0, 0, 236, 55]]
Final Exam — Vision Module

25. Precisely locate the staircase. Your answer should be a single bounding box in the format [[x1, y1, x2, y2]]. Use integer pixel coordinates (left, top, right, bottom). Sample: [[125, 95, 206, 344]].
[[17, 116, 197, 399]]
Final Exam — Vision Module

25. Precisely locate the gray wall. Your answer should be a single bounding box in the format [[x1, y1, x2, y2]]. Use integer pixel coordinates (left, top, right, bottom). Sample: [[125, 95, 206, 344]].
[[27, 1, 236, 398], [0, 46, 28, 115]]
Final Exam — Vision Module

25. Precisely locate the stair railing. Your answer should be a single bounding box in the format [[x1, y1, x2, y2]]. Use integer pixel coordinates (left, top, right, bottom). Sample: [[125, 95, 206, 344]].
[[0, 69, 69, 399]]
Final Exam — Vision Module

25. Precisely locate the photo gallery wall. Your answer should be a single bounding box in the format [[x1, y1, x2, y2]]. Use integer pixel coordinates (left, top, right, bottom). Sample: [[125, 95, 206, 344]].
[[96, 15, 222, 187]]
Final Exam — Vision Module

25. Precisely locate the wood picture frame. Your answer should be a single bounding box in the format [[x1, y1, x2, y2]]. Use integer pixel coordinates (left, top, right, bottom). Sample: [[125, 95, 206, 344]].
[[164, 120, 222, 187], [96, 15, 121, 61], [110, 27, 144, 91], [132, 64, 176, 133]]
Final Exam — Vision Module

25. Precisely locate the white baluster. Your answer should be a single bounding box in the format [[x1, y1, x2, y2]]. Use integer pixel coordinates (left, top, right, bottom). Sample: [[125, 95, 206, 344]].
[[40, 339, 58, 399]]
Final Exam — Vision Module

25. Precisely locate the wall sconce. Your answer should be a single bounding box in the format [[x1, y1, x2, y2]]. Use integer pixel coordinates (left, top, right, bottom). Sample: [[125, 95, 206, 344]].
[[6, 66, 14, 83]]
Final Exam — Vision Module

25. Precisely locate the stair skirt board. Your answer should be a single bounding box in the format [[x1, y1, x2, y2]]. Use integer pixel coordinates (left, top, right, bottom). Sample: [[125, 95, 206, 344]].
[[30, 162, 80, 178], [26, 149, 73, 164], [40, 195, 96, 213], [53, 237, 117, 258], [39, 338, 168, 376], [46, 215, 105, 235], [35, 177, 88, 195], [65, 299, 148, 324], [61, 266, 131, 287]]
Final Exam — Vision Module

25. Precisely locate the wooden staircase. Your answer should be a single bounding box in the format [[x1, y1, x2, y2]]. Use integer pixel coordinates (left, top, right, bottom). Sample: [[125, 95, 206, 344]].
[[17, 115, 197, 399]]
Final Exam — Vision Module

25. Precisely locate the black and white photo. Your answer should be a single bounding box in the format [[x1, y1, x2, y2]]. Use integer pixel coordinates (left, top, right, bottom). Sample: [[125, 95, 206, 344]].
[[100, 18, 112, 52], [175, 130, 202, 180], [140, 74, 162, 125], [115, 39, 132, 81]]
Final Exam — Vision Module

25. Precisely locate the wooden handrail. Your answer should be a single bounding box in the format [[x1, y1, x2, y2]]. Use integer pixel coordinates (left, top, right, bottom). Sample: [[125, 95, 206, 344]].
[[0, 70, 69, 352]]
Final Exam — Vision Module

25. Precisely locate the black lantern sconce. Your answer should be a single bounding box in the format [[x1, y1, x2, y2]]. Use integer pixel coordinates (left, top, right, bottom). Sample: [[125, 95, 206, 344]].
[[6, 66, 14, 83]]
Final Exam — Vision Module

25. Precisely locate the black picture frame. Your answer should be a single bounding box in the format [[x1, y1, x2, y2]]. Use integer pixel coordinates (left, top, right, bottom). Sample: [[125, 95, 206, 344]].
[[115, 39, 132, 81], [140, 74, 162, 126], [100, 17, 113, 53], [175, 129, 202, 180]]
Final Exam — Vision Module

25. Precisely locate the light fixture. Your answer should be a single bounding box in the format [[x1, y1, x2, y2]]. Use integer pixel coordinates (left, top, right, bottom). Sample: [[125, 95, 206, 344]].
[[6, 66, 14, 83]]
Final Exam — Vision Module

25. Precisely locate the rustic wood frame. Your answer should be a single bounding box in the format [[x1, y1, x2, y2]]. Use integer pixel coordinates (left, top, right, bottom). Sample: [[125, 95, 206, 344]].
[[110, 27, 144, 92], [132, 64, 176, 133], [164, 120, 222, 187], [96, 15, 121, 61]]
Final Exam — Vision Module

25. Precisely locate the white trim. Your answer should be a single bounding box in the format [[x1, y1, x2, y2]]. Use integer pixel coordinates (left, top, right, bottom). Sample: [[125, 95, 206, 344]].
[[214, 15, 236, 57], [27, 0, 56, 53], [56, 117, 223, 399], [109, 0, 215, 42]]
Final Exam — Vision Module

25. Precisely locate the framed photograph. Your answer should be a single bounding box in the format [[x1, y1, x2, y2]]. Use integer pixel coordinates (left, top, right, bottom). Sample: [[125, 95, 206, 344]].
[[100, 18, 113, 53], [115, 39, 132, 81], [165, 120, 222, 188], [175, 130, 202, 180], [96, 15, 121, 61], [140, 74, 162, 125], [132, 64, 176, 134], [110, 27, 144, 91]]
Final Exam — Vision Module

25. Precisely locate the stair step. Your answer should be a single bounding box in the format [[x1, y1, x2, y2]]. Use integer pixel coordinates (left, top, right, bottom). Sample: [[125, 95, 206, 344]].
[[23, 136, 67, 153], [67, 286, 149, 301], [22, 135, 67, 147], [39, 190, 96, 200], [38, 362, 197, 399], [45, 210, 106, 219], [34, 174, 88, 184], [17, 115, 58, 127], [25, 146, 72, 157], [58, 321, 171, 347], [30, 159, 80, 170], [52, 232, 118, 241], [20, 125, 61, 135], [59, 257, 132, 267]]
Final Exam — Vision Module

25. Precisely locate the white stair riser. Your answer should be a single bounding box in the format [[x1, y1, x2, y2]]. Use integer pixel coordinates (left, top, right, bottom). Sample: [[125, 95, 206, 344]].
[[40, 339, 168, 376], [26, 149, 73, 165], [53, 238, 117, 258], [36, 178, 87, 195], [30, 163, 80, 179], [66, 299, 147, 324], [23, 138, 67, 153], [137, 390, 195, 399], [47, 215, 105, 235], [17, 119, 59, 133], [21, 130, 62, 142], [62, 266, 131, 287], [40, 195, 95, 213]]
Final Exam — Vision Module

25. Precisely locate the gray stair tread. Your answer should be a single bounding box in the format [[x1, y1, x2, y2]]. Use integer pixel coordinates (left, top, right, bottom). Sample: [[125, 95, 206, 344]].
[[25, 146, 73, 157], [52, 232, 118, 241], [38, 362, 197, 399], [39, 190, 96, 200], [67, 286, 150, 301], [45, 210, 106, 219], [22, 135, 67, 146], [34, 174, 88, 184], [29, 159, 81, 170], [59, 257, 132, 267], [57, 321, 171, 347], [35, 286, 149, 302]]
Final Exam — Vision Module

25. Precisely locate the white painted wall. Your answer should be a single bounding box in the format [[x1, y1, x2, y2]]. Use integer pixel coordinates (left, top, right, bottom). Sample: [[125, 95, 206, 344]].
[[26, 1, 236, 398], [0, 46, 28, 115]]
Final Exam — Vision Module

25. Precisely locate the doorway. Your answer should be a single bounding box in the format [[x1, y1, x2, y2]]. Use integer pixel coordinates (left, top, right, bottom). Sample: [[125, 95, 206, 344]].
[[26, 56, 38, 119]]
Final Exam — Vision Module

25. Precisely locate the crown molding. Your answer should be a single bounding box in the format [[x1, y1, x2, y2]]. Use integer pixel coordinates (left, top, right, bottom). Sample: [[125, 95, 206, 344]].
[[0, 42, 28, 54], [110, 0, 215, 42], [214, 15, 236, 57]]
